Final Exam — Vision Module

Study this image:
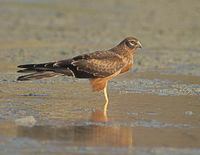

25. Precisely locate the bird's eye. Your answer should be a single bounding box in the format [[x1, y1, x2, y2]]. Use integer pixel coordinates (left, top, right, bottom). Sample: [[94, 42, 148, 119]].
[[129, 41, 135, 46]]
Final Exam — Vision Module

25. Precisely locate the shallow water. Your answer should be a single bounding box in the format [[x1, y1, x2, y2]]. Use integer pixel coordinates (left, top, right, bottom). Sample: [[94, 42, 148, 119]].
[[0, 72, 200, 154]]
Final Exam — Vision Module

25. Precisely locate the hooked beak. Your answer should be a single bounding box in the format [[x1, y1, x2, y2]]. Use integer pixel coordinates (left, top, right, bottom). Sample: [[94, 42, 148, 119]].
[[137, 41, 142, 48]]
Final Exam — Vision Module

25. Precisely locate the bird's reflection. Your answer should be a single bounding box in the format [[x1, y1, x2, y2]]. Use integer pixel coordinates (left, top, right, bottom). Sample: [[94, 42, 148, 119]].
[[0, 106, 133, 147]]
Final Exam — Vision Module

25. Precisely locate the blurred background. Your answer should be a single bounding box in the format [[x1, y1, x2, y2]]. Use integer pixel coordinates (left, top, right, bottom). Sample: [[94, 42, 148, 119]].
[[0, 0, 200, 75], [0, 0, 200, 155]]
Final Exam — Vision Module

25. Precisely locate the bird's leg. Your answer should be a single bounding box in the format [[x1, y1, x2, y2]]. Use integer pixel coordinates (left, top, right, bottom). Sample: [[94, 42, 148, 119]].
[[103, 81, 109, 116]]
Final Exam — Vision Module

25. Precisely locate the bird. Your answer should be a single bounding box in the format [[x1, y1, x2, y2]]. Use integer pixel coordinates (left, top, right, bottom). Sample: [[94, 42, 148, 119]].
[[17, 37, 142, 113]]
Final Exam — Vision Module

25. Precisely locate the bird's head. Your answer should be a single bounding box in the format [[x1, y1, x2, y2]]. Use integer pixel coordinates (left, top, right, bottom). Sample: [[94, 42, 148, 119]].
[[122, 37, 142, 50]]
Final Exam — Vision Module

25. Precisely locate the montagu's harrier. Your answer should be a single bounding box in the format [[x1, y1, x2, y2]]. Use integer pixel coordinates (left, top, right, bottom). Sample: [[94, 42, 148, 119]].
[[17, 37, 142, 112]]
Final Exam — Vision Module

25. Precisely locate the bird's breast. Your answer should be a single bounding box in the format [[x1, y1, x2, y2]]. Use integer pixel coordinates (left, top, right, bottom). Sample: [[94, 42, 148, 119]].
[[120, 54, 133, 74], [120, 63, 133, 74]]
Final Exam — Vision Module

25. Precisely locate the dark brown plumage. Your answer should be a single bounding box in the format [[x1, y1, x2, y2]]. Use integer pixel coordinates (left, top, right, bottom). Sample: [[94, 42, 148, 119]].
[[17, 37, 142, 111]]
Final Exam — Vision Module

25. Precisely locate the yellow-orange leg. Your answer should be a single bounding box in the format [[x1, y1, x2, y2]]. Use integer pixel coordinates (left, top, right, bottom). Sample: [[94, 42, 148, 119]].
[[103, 82, 109, 116]]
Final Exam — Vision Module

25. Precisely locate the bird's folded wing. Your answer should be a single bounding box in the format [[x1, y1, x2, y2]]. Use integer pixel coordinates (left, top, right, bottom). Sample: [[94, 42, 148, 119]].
[[71, 51, 126, 77]]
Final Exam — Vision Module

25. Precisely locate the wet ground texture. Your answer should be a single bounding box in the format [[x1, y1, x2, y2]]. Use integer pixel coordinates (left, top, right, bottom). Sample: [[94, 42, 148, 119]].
[[0, 0, 200, 155]]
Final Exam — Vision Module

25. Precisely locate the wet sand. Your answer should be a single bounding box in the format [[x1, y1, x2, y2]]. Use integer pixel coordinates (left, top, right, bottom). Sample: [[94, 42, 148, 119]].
[[0, 0, 200, 154]]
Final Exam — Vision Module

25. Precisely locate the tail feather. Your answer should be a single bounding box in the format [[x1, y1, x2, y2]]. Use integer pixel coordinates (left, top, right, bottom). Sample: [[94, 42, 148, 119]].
[[17, 61, 74, 81], [18, 62, 55, 70], [17, 72, 61, 81], [18, 64, 36, 68], [17, 68, 38, 73]]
